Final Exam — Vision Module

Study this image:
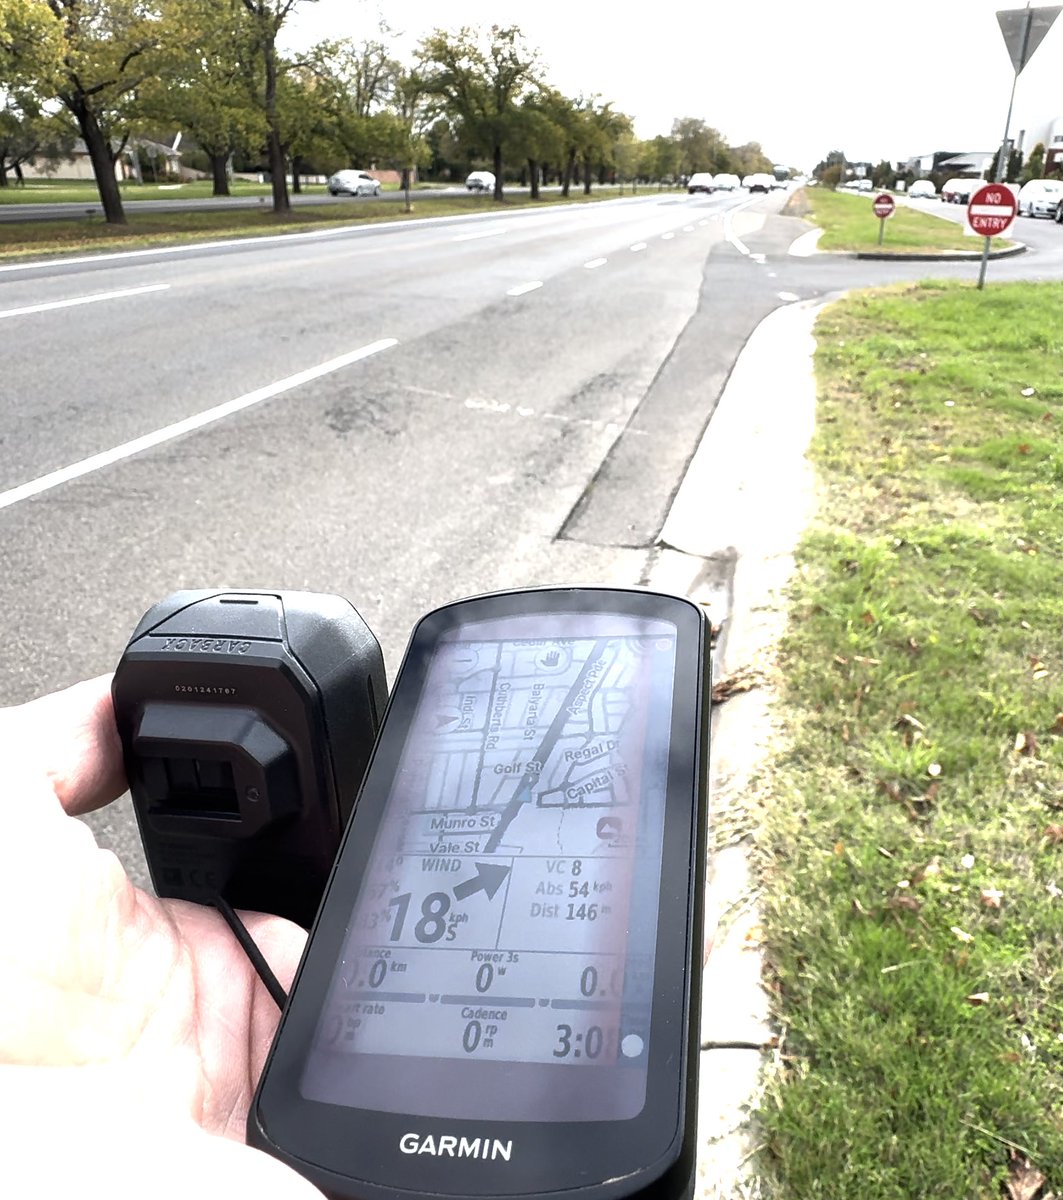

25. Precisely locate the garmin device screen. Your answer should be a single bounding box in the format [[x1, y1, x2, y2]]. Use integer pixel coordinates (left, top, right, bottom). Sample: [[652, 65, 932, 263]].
[[250, 588, 709, 1200]]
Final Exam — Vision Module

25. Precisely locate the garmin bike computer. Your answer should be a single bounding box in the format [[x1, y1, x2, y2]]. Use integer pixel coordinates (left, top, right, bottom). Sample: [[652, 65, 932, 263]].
[[249, 586, 710, 1200]]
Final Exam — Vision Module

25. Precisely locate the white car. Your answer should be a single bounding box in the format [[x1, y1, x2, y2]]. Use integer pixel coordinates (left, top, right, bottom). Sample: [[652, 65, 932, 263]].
[[742, 173, 773, 193], [1017, 178, 1063, 217], [712, 173, 740, 190], [327, 170, 381, 197], [465, 171, 496, 192], [908, 179, 936, 199], [687, 172, 715, 194]]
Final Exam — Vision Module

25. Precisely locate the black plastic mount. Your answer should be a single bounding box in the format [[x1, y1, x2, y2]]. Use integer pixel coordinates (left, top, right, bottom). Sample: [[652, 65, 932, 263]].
[[112, 590, 387, 928]]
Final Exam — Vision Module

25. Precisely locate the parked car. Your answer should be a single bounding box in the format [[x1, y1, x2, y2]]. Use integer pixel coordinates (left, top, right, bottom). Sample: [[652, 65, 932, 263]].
[[327, 169, 381, 197], [687, 172, 715, 194], [465, 171, 496, 192], [712, 173, 740, 191], [1017, 177, 1063, 217], [940, 177, 979, 204], [908, 179, 937, 199], [743, 173, 773, 193]]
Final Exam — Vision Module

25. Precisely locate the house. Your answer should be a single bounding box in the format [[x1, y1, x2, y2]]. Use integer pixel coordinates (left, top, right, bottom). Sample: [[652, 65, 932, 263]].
[[22, 135, 189, 182]]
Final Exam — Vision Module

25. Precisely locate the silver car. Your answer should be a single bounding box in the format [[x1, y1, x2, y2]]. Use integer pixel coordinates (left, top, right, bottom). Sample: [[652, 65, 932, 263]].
[[328, 170, 382, 197]]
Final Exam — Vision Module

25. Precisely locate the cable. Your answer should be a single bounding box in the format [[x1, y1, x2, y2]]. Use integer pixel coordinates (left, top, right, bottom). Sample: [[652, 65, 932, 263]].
[[213, 894, 289, 1009]]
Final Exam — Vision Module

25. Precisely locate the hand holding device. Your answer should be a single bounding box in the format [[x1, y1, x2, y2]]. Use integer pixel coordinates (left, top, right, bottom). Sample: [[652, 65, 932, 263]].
[[0, 675, 319, 1198]]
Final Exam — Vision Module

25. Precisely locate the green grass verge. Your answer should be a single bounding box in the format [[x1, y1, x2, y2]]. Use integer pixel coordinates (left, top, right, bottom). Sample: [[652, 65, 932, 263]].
[[757, 280, 1063, 1196], [0, 179, 460, 204], [804, 187, 1012, 255], [0, 189, 632, 260], [0, 178, 277, 203]]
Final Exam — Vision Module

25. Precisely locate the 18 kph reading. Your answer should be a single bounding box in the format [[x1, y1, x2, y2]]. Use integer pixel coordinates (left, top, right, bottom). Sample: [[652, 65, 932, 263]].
[[313, 630, 675, 1068]]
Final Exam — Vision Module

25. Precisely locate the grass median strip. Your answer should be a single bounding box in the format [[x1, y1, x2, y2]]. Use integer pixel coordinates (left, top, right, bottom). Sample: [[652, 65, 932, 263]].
[[758, 280, 1063, 1196], [802, 187, 1012, 255]]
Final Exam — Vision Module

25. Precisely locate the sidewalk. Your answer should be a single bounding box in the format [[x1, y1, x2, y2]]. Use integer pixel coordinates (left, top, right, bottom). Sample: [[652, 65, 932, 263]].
[[648, 298, 824, 1198]]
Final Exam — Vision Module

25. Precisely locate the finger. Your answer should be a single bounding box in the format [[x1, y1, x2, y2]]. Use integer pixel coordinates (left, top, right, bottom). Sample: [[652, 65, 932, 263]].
[[4, 674, 126, 816]]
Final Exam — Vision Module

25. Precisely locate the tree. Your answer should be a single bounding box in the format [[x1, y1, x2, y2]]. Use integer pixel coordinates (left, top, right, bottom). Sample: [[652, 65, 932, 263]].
[[515, 90, 565, 199], [0, 89, 74, 186], [374, 67, 433, 210], [871, 159, 893, 188], [238, 0, 317, 214], [3, 0, 165, 224], [813, 149, 847, 182], [142, 0, 265, 196], [419, 24, 541, 202], [728, 141, 773, 177], [1023, 141, 1046, 182], [671, 117, 726, 177]]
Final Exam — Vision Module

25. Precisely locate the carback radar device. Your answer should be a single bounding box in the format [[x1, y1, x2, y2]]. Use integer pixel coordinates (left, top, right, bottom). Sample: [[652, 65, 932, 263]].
[[112, 590, 386, 928], [250, 586, 710, 1200]]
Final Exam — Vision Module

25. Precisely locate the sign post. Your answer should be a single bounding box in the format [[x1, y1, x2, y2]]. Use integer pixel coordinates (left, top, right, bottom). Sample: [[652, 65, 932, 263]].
[[967, 183, 1018, 288], [993, 6, 1062, 180], [872, 192, 895, 244]]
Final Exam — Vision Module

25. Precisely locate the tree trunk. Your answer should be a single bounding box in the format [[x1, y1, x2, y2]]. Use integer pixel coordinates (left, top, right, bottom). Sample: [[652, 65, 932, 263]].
[[0, 163, 8, 188], [528, 158, 539, 200], [291, 156, 302, 194], [562, 148, 575, 197], [493, 144, 503, 201], [583, 155, 593, 195], [210, 152, 231, 197], [69, 96, 126, 224], [263, 39, 290, 214]]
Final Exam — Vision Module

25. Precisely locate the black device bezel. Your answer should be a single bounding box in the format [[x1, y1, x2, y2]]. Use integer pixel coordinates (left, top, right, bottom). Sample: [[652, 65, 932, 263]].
[[249, 587, 709, 1200]]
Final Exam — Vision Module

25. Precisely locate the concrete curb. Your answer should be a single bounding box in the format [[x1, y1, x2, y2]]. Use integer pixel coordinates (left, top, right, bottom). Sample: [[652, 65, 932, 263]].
[[853, 240, 1027, 261], [649, 299, 825, 1199]]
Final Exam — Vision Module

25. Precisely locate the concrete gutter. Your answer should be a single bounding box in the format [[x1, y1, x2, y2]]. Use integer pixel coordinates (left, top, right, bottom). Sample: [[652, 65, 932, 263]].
[[648, 300, 824, 1198]]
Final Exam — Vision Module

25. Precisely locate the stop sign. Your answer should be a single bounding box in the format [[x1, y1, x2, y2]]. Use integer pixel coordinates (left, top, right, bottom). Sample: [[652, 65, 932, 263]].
[[967, 183, 1017, 236], [873, 192, 895, 218]]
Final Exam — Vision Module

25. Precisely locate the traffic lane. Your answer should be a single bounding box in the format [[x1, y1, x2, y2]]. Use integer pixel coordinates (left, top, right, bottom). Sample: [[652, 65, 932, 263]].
[[3, 237, 714, 879], [2, 198, 732, 488], [0, 189, 741, 287], [1, 202, 717, 700]]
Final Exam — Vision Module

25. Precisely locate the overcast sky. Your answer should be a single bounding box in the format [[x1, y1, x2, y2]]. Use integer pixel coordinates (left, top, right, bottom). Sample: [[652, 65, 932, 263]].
[[285, 0, 1063, 169]]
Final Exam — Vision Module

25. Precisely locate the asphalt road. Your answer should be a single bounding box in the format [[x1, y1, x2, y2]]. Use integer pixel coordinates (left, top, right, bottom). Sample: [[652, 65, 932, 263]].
[[0, 182, 604, 223], [5, 186, 1063, 882]]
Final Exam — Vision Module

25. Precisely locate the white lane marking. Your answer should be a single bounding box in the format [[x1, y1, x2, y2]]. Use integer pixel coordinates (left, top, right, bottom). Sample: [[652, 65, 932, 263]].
[[630, 242, 647, 251], [584, 257, 607, 269], [454, 225, 509, 241], [0, 283, 169, 320], [507, 280, 542, 296], [698, 219, 709, 226], [778, 291, 800, 301], [0, 339, 397, 511], [751, 253, 767, 264], [661, 232, 675, 240], [723, 209, 751, 256], [683, 225, 695, 232]]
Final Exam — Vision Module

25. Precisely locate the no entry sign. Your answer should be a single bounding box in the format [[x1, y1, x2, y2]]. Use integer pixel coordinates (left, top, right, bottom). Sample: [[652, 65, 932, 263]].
[[967, 184, 1017, 236], [873, 193, 895, 218]]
